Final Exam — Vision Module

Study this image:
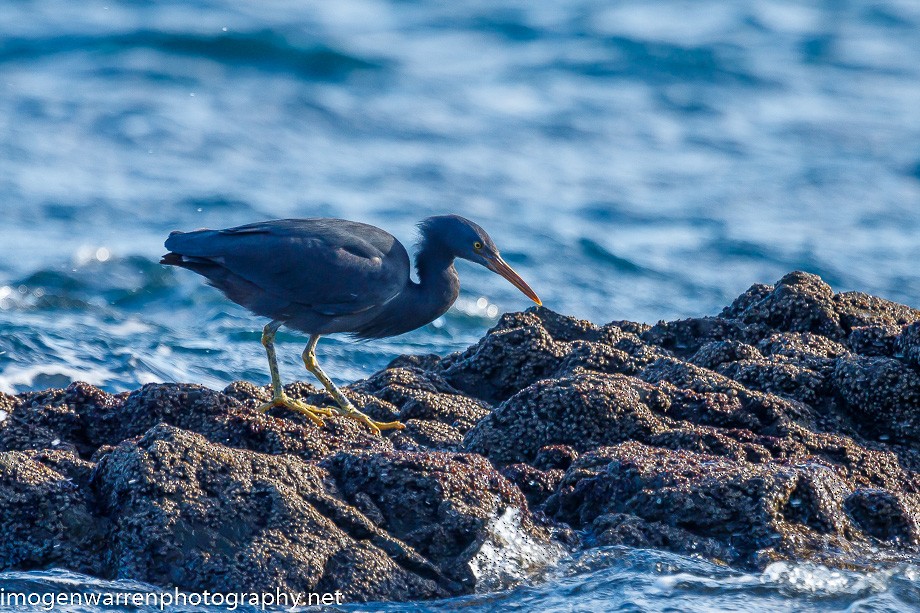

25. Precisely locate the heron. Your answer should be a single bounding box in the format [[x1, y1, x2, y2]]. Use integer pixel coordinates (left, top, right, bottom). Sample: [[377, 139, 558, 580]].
[[161, 215, 541, 434]]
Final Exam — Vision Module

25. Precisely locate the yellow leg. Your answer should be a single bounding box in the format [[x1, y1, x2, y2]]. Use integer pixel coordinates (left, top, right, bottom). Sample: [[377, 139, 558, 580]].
[[256, 322, 333, 427], [303, 335, 405, 435]]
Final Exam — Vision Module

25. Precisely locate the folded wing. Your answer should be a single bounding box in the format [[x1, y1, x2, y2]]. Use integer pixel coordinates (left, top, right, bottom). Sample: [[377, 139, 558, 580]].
[[163, 219, 409, 318]]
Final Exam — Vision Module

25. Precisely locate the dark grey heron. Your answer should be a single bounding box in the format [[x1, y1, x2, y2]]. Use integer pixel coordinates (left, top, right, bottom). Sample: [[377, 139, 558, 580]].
[[161, 215, 540, 434]]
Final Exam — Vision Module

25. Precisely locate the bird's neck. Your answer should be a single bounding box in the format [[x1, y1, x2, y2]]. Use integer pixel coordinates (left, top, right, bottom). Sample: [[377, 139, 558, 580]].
[[408, 245, 460, 326]]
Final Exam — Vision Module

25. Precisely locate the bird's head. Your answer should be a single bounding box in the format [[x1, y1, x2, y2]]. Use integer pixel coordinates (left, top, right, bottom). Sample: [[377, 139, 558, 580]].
[[418, 215, 541, 305]]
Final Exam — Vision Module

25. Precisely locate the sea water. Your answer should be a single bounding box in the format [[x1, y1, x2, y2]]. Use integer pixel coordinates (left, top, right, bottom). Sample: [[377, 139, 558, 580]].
[[1, 0, 919, 610]]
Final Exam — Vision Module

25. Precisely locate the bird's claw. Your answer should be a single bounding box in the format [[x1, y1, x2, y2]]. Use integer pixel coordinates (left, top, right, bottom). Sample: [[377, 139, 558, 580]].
[[258, 394, 402, 435], [337, 410, 405, 436], [257, 395, 334, 427]]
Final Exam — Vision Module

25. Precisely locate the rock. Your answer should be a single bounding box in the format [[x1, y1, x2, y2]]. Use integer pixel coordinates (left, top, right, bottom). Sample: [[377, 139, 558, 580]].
[[690, 339, 762, 370], [642, 317, 766, 357], [93, 424, 456, 601], [322, 448, 550, 589], [720, 283, 774, 318], [795, 432, 911, 490], [0, 382, 117, 457], [0, 450, 105, 574], [439, 309, 618, 403], [544, 441, 894, 567], [757, 332, 847, 360], [533, 445, 578, 472], [896, 322, 920, 367], [0, 392, 16, 413], [387, 353, 443, 371], [20, 381, 391, 463], [554, 338, 647, 378], [833, 355, 920, 442], [848, 325, 902, 357], [351, 367, 490, 433], [716, 359, 827, 405], [2, 270, 920, 597], [391, 419, 465, 451], [440, 321, 566, 403], [844, 489, 920, 543], [501, 463, 565, 508], [222, 380, 272, 404], [735, 271, 844, 340], [492, 309, 606, 343], [640, 357, 815, 435], [397, 393, 489, 434], [464, 373, 670, 463], [352, 367, 461, 405], [834, 292, 920, 331], [590, 513, 734, 561]]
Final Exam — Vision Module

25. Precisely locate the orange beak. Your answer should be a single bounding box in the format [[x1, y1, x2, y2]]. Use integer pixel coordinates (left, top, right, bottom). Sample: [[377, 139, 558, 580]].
[[485, 254, 541, 306]]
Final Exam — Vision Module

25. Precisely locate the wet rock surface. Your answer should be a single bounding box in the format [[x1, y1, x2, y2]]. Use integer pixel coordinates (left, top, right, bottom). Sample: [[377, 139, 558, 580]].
[[1, 272, 919, 601]]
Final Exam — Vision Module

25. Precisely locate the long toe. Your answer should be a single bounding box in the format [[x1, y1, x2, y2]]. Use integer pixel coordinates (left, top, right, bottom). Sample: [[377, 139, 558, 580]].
[[370, 419, 406, 431], [336, 409, 405, 435], [257, 395, 334, 427]]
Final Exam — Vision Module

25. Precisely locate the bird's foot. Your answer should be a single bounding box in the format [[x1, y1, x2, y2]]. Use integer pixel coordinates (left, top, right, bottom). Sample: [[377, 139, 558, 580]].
[[333, 405, 405, 436], [257, 395, 334, 427]]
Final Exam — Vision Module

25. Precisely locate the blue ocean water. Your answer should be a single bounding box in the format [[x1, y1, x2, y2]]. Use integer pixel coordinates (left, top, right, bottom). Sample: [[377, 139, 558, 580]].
[[3, 548, 920, 612], [1, 0, 919, 610]]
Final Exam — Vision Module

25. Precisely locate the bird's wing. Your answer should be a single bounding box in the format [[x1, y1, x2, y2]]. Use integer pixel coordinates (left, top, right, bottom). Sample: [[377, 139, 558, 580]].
[[165, 219, 409, 315]]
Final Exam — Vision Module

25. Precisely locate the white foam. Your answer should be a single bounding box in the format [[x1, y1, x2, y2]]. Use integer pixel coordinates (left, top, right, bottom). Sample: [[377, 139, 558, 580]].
[[103, 319, 153, 337], [761, 561, 893, 596], [469, 508, 565, 592], [0, 364, 118, 395], [654, 571, 758, 592]]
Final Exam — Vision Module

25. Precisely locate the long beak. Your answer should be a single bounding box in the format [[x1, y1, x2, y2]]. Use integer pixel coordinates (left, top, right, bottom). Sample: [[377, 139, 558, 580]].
[[485, 254, 542, 306]]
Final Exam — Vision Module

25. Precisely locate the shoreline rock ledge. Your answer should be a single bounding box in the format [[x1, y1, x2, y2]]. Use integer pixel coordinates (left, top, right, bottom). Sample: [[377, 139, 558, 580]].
[[2, 271, 920, 601]]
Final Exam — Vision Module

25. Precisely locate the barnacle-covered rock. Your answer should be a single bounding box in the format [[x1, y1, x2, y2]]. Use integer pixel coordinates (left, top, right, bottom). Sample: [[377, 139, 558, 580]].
[[2, 271, 920, 598]]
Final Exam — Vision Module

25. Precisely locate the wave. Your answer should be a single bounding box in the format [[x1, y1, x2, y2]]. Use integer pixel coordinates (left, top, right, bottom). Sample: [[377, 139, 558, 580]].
[[578, 238, 650, 275], [0, 30, 385, 80], [381, 547, 920, 612], [8, 547, 914, 613], [6, 255, 176, 311], [554, 36, 766, 85]]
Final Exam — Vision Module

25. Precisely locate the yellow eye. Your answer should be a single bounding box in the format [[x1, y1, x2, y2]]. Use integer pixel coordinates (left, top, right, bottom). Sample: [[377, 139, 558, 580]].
[[473, 241, 483, 250]]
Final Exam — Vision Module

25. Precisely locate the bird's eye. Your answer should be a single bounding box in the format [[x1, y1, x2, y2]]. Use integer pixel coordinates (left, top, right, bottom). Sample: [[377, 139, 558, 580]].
[[473, 241, 483, 250]]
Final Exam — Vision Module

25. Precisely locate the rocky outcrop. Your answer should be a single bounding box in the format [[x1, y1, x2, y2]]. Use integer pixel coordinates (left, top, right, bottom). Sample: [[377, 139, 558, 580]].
[[0, 381, 546, 601], [1, 271, 919, 600], [94, 425, 459, 601]]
